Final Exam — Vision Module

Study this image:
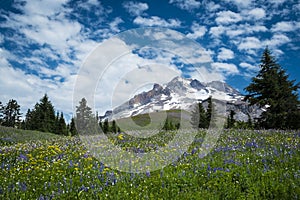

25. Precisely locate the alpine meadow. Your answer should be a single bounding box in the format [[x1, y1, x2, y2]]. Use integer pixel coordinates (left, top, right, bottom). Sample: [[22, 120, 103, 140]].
[[1, 0, 300, 199]]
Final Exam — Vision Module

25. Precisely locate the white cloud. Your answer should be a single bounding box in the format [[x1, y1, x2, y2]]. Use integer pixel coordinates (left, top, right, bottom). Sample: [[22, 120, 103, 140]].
[[217, 48, 234, 61], [264, 34, 291, 47], [169, 0, 201, 11], [239, 62, 259, 71], [204, 1, 221, 12], [211, 62, 239, 75], [123, 1, 149, 16], [215, 11, 242, 25], [247, 8, 266, 20], [225, 0, 253, 9], [209, 24, 267, 39], [186, 22, 207, 39], [133, 16, 181, 28], [189, 67, 225, 83], [109, 17, 124, 32], [271, 21, 300, 32], [238, 37, 262, 51], [209, 26, 226, 38]]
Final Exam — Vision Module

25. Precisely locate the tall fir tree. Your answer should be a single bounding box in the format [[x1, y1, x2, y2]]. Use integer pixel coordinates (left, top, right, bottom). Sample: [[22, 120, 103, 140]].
[[58, 112, 68, 136], [0, 101, 4, 125], [75, 98, 96, 134], [191, 102, 208, 129], [102, 118, 109, 134], [24, 109, 33, 130], [244, 47, 300, 129], [206, 96, 217, 128], [69, 117, 78, 136], [2, 99, 22, 127], [27, 94, 56, 132], [226, 110, 236, 129]]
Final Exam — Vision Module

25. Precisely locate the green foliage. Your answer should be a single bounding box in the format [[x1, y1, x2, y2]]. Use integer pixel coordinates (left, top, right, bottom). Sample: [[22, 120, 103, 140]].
[[191, 97, 215, 129], [245, 47, 300, 129], [0, 129, 299, 199], [111, 120, 117, 133], [69, 117, 77, 136], [226, 110, 236, 129], [56, 112, 68, 136], [25, 94, 56, 133], [75, 98, 97, 135], [0, 101, 3, 124], [102, 118, 109, 134], [162, 116, 179, 131], [1, 99, 22, 128], [191, 102, 208, 129]]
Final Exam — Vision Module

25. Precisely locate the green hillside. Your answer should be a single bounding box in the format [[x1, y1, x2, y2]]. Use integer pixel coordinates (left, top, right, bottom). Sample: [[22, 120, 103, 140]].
[[114, 109, 191, 131], [0, 126, 61, 145]]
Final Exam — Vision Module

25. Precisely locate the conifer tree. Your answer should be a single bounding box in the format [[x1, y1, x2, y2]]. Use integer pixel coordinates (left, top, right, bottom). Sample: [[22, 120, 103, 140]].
[[58, 112, 68, 136], [111, 120, 117, 133], [244, 47, 300, 129], [226, 110, 236, 129], [30, 94, 56, 132], [70, 117, 77, 136], [2, 99, 22, 127], [75, 98, 95, 134], [191, 102, 208, 129], [206, 96, 213, 128], [102, 118, 109, 134], [24, 109, 33, 130], [0, 101, 4, 125]]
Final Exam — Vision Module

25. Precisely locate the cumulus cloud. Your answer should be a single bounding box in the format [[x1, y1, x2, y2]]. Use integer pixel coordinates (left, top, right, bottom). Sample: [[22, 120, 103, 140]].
[[123, 1, 149, 16], [239, 62, 259, 71], [271, 21, 300, 32], [215, 11, 242, 25], [186, 22, 207, 39], [209, 24, 267, 39], [238, 37, 262, 51], [133, 16, 181, 28], [225, 0, 253, 9], [169, 0, 201, 11], [211, 62, 239, 75], [217, 48, 234, 61], [247, 8, 266, 20], [264, 34, 291, 47]]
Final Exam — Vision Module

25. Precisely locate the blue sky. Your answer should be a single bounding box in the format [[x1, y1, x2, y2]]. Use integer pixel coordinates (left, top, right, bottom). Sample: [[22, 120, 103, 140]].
[[0, 0, 299, 119]]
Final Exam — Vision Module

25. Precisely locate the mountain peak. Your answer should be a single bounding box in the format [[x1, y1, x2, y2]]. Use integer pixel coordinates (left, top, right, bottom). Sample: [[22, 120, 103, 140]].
[[104, 76, 245, 119]]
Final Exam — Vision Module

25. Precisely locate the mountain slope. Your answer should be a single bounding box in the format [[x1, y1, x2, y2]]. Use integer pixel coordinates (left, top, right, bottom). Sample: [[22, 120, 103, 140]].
[[101, 76, 261, 122]]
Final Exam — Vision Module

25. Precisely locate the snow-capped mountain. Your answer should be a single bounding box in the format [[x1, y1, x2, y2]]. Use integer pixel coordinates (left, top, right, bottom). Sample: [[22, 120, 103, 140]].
[[101, 76, 261, 121]]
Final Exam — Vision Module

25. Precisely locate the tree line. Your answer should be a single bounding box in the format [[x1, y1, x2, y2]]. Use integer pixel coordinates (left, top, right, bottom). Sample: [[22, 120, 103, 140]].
[[0, 94, 77, 136], [191, 47, 300, 130]]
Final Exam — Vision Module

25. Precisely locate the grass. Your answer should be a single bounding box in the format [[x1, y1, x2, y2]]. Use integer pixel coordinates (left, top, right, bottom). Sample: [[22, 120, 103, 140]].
[[0, 126, 60, 145], [115, 109, 192, 131], [0, 126, 299, 199]]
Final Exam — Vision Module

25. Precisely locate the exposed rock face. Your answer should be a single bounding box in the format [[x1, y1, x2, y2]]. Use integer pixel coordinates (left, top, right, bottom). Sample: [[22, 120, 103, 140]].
[[101, 76, 262, 121]]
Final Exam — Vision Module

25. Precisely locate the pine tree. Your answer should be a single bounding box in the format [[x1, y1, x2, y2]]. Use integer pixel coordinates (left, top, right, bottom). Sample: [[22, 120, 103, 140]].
[[54, 111, 60, 134], [206, 96, 213, 128], [111, 120, 117, 133], [0, 101, 4, 125], [58, 112, 68, 136], [191, 102, 208, 129], [2, 99, 22, 127], [102, 118, 109, 134], [75, 98, 96, 134], [244, 47, 300, 129], [24, 109, 33, 130], [226, 110, 236, 129], [70, 117, 77, 136]]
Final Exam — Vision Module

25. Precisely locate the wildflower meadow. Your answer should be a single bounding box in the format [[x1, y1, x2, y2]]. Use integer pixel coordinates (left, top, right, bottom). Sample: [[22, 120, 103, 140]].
[[0, 126, 299, 199]]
